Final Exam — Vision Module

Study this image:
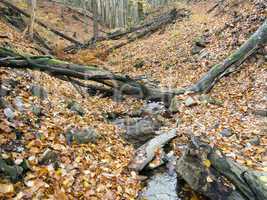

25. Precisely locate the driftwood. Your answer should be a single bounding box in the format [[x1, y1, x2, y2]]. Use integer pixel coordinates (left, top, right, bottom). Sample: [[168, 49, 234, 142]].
[[176, 140, 267, 200], [128, 129, 177, 172], [0, 0, 82, 46], [64, 8, 189, 53]]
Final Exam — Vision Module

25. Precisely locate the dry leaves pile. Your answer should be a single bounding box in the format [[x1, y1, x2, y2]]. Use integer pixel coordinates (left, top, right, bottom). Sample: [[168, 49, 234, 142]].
[[0, 0, 266, 199]]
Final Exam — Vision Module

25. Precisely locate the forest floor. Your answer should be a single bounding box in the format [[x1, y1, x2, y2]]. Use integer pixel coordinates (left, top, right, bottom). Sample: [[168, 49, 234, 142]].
[[0, 0, 266, 199]]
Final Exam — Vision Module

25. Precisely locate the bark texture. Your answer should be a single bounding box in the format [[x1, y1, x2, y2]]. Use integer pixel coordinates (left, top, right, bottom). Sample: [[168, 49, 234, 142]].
[[176, 141, 267, 200], [128, 129, 177, 172], [0, 47, 172, 101], [189, 20, 267, 93]]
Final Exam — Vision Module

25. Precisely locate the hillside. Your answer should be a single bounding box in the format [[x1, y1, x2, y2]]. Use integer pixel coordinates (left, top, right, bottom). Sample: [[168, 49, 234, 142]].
[[0, 0, 266, 199]]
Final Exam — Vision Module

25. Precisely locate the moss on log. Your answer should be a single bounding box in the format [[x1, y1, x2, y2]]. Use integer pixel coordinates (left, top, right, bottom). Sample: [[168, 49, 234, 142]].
[[190, 20, 267, 93]]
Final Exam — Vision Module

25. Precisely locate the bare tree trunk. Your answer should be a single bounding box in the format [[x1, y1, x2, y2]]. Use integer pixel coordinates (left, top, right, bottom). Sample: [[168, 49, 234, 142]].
[[92, 0, 99, 42], [28, 0, 36, 39]]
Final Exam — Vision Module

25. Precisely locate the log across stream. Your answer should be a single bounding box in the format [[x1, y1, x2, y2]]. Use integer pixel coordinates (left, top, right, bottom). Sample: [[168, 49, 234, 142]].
[[110, 101, 267, 200]]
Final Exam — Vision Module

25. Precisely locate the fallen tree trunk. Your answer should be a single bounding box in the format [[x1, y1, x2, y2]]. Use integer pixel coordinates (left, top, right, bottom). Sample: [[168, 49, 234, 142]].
[[0, 47, 173, 101], [176, 140, 267, 200], [0, 0, 83, 46], [0, 21, 266, 102], [128, 129, 177, 172], [64, 8, 189, 53], [189, 20, 267, 93]]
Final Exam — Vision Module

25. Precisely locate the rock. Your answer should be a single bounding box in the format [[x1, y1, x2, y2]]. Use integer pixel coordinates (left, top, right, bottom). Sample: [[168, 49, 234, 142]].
[[140, 170, 179, 200], [191, 45, 204, 55], [133, 59, 145, 68], [195, 36, 208, 47], [0, 158, 24, 182], [30, 85, 48, 99], [249, 136, 260, 145], [198, 94, 223, 106], [0, 79, 19, 97], [184, 97, 197, 107], [0, 140, 24, 153], [4, 107, 15, 120], [39, 149, 58, 165], [141, 102, 166, 116], [66, 128, 100, 144], [252, 109, 267, 117], [199, 49, 210, 59], [220, 128, 233, 137], [130, 102, 166, 117], [0, 86, 9, 97], [32, 105, 42, 116], [67, 100, 85, 116], [192, 35, 209, 55], [0, 98, 9, 109], [114, 116, 162, 148], [13, 96, 24, 112], [169, 98, 180, 113]]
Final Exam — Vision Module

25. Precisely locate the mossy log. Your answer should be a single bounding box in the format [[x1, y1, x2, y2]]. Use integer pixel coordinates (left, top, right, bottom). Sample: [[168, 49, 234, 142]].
[[0, 47, 173, 101], [176, 141, 267, 200], [0, 21, 266, 102], [189, 20, 267, 93]]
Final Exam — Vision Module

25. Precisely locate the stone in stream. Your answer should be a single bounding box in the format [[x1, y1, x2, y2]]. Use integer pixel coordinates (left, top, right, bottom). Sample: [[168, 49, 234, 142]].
[[130, 102, 166, 117], [114, 116, 162, 148], [140, 165, 180, 200]]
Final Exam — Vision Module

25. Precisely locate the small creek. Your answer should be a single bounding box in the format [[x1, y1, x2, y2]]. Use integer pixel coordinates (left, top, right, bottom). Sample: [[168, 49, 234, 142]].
[[111, 101, 184, 200]]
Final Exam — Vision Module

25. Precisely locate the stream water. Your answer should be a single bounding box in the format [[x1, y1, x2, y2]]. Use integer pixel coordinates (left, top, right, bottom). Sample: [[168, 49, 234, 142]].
[[112, 101, 183, 200], [139, 165, 181, 200]]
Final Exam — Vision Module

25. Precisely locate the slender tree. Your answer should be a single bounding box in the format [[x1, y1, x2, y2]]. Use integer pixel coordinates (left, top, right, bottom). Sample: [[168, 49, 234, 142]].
[[28, 0, 36, 39], [92, 0, 99, 41]]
